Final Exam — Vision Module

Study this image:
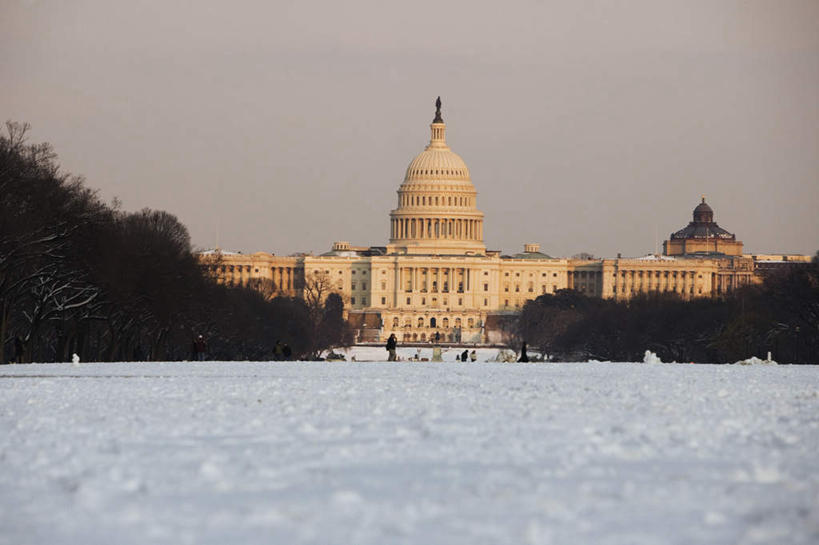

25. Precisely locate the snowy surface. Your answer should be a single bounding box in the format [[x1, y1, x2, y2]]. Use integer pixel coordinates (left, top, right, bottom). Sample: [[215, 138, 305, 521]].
[[1, 361, 818, 545], [334, 345, 525, 362]]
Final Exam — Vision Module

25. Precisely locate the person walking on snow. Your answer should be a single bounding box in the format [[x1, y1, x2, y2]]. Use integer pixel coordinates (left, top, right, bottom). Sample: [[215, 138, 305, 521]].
[[193, 335, 208, 361], [518, 341, 529, 362], [13, 336, 24, 363], [386, 334, 397, 361]]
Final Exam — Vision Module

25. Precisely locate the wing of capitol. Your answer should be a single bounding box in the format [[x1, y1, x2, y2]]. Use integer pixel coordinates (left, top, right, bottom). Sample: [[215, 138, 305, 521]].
[[198, 99, 812, 345]]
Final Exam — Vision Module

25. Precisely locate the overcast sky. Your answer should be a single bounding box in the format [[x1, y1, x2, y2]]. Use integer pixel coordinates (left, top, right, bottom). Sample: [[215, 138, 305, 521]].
[[2, 0, 817, 257]]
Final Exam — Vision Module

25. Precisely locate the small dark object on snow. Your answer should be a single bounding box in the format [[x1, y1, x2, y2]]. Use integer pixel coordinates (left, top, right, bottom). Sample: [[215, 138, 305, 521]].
[[386, 334, 397, 361], [518, 341, 529, 362], [193, 335, 208, 361]]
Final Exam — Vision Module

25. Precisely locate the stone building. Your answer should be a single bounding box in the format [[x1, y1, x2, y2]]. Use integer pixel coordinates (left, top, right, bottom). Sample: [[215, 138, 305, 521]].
[[663, 197, 744, 256], [199, 99, 807, 344]]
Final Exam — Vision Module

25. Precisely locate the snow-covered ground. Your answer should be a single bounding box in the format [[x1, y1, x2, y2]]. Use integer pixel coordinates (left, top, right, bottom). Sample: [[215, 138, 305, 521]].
[[333, 345, 527, 362], [1, 361, 818, 545]]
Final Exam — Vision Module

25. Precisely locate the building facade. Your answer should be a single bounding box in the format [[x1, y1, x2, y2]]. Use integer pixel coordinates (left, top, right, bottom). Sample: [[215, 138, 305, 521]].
[[200, 100, 807, 344]]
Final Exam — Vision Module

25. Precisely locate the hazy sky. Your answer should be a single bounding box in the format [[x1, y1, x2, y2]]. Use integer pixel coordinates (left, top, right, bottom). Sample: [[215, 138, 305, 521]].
[[2, 0, 818, 257]]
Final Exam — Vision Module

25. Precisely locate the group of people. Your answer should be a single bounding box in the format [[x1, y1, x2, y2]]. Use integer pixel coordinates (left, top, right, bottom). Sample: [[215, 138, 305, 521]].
[[459, 349, 478, 362], [385, 333, 530, 362], [191, 335, 294, 361]]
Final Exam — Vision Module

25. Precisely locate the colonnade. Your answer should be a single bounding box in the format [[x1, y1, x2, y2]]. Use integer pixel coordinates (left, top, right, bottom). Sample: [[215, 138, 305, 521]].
[[398, 266, 473, 294], [391, 217, 483, 241], [223, 264, 252, 286], [271, 266, 295, 292], [612, 269, 698, 298]]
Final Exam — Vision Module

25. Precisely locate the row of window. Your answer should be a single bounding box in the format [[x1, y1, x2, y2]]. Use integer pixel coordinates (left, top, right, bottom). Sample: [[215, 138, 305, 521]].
[[612, 286, 701, 295], [502, 283, 557, 293], [315, 269, 368, 276], [616, 270, 702, 278], [504, 271, 560, 278], [390, 316, 480, 329], [407, 168, 467, 178], [400, 194, 474, 207]]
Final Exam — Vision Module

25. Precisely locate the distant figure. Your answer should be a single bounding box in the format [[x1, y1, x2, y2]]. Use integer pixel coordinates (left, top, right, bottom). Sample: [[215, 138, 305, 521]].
[[193, 335, 208, 361], [386, 333, 397, 361], [13, 336, 24, 364], [470, 350, 477, 362], [282, 343, 292, 360], [273, 340, 284, 361], [460, 350, 468, 362], [518, 341, 529, 362], [434, 331, 440, 343]]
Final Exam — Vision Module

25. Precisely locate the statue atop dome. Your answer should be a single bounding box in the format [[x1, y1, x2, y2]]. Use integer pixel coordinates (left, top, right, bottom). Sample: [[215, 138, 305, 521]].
[[433, 96, 443, 123]]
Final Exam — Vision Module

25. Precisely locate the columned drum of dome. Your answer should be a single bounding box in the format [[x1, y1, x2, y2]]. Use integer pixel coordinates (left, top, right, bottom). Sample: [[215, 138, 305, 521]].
[[387, 98, 486, 256]]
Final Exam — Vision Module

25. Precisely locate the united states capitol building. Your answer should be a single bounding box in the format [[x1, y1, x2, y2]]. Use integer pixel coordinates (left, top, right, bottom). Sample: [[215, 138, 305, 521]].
[[200, 99, 809, 344]]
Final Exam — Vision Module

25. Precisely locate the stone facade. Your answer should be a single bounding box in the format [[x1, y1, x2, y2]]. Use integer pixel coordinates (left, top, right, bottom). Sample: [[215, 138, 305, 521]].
[[198, 101, 808, 344]]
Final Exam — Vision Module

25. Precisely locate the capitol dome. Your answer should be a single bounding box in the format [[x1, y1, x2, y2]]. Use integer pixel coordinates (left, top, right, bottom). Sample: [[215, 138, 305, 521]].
[[388, 98, 486, 256], [404, 136, 471, 182]]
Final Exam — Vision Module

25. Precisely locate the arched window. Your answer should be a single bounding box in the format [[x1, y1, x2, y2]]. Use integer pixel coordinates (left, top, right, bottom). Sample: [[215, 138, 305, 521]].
[[430, 317, 437, 328], [417, 317, 424, 327], [455, 318, 462, 327], [467, 318, 474, 328], [392, 317, 399, 327], [421, 333, 426, 341], [442, 317, 449, 328]]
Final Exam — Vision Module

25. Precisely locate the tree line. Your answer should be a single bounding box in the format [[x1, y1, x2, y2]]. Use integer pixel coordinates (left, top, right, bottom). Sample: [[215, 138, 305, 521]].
[[1, 122, 349, 363], [518, 257, 819, 363]]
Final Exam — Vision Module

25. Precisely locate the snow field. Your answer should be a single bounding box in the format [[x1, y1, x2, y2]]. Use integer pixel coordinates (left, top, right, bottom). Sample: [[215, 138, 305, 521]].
[[1, 361, 818, 545]]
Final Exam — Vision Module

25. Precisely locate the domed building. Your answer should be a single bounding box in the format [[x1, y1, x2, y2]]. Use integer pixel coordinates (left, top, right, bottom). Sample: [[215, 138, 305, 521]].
[[663, 197, 743, 256], [387, 98, 486, 256], [199, 98, 804, 345]]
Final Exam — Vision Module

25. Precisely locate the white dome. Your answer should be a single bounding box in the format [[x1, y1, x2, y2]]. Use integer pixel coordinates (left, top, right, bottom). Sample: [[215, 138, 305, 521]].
[[404, 146, 470, 182], [388, 99, 486, 256]]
